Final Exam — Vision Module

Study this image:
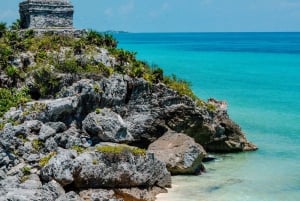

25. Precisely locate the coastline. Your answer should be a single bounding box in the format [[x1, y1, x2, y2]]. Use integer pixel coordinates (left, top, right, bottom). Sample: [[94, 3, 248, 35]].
[[115, 32, 300, 201]]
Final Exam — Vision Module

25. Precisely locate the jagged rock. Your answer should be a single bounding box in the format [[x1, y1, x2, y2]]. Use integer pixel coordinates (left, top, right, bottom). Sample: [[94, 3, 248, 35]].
[[45, 122, 67, 133], [82, 109, 133, 143], [39, 124, 56, 141], [81, 47, 116, 67], [56, 191, 83, 201], [99, 74, 129, 107], [197, 99, 258, 152], [0, 149, 18, 172], [115, 187, 167, 201], [75, 145, 171, 189], [3, 74, 256, 153], [0, 169, 6, 180], [40, 144, 171, 190], [54, 126, 90, 149], [40, 149, 79, 186], [0, 121, 43, 171], [148, 131, 206, 175], [80, 189, 123, 201], [0, 175, 65, 201]]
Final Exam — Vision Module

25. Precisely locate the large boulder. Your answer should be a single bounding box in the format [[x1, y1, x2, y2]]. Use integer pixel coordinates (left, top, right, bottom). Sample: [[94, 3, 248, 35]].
[[148, 131, 206, 175], [40, 144, 171, 189], [74, 144, 171, 189], [40, 149, 79, 186], [82, 109, 133, 143]]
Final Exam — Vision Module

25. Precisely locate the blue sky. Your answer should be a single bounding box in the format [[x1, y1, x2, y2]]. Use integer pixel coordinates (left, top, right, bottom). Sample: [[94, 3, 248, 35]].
[[0, 0, 300, 32]]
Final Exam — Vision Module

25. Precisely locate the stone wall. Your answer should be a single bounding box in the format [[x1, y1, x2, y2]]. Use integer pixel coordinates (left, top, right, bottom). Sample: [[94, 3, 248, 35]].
[[19, 0, 74, 29]]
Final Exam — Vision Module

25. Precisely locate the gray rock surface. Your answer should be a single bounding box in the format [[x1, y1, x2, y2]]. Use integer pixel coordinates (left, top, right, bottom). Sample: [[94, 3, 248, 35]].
[[80, 189, 123, 201], [41, 144, 171, 189], [3, 74, 257, 153], [148, 131, 207, 175], [40, 149, 79, 186], [56, 191, 83, 201], [82, 109, 133, 143], [0, 175, 65, 201], [39, 124, 56, 141], [115, 187, 167, 201]]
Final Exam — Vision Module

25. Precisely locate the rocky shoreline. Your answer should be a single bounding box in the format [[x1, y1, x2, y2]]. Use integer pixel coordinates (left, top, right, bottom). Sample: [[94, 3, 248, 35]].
[[0, 27, 257, 200]]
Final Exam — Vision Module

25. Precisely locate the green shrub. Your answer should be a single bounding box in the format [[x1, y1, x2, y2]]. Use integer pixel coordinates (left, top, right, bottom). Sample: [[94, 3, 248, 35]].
[[92, 159, 99, 165], [5, 65, 19, 78], [93, 83, 103, 94], [35, 50, 48, 63], [71, 145, 86, 154], [32, 139, 44, 151], [85, 30, 117, 48], [0, 87, 31, 117], [39, 152, 56, 167], [95, 108, 101, 114], [16, 133, 29, 143], [10, 19, 21, 31], [55, 58, 81, 74], [164, 74, 197, 100], [0, 22, 7, 38], [206, 103, 217, 112], [21, 166, 31, 175], [23, 102, 47, 116], [0, 123, 5, 131], [20, 166, 31, 183], [96, 145, 146, 157], [0, 43, 13, 67], [33, 66, 60, 97]]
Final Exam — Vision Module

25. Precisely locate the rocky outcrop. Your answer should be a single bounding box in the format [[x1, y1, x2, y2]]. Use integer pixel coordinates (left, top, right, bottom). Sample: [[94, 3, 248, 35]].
[[3, 74, 257, 153], [40, 146, 171, 189], [0, 27, 257, 201], [148, 131, 206, 175]]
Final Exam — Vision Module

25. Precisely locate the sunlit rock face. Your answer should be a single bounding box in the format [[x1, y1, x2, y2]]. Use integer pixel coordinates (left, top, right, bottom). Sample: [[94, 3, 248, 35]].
[[19, 0, 74, 29]]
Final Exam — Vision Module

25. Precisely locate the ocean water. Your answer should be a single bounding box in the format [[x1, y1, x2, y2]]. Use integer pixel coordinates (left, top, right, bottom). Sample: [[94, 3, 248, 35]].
[[114, 33, 300, 201]]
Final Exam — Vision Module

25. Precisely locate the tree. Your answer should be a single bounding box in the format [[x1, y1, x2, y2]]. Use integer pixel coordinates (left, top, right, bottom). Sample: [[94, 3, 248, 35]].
[[10, 19, 21, 31], [0, 22, 7, 38]]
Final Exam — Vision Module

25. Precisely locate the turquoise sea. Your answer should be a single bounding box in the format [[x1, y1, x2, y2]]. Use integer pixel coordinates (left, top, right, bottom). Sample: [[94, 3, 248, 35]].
[[114, 33, 300, 201]]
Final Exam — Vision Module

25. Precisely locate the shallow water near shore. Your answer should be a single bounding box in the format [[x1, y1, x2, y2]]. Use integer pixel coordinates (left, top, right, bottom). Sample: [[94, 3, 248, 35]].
[[115, 32, 300, 201]]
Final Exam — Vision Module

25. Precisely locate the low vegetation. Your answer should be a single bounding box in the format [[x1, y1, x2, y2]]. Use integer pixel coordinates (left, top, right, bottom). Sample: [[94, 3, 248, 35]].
[[71, 145, 86, 154], [20, 165, 31, 183], [32, 139, 44, 151], [96, 145, 147, 157], [0, 20, 206, 118], [39, 152, 56, 167], [0, 87, 31, 117]]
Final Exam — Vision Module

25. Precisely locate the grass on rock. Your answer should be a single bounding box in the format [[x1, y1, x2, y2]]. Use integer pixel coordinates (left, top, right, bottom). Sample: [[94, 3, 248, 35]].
[[0, 21, 207, 119]]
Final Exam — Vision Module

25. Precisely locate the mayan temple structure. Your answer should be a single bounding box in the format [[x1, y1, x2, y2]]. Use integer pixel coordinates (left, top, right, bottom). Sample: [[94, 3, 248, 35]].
[[19, 0, 74, 29]]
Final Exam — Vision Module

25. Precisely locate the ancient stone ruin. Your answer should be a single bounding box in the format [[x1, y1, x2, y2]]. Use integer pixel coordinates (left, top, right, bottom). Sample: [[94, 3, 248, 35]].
[[19, 0, 74, 29]]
